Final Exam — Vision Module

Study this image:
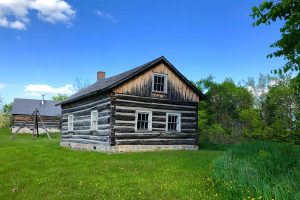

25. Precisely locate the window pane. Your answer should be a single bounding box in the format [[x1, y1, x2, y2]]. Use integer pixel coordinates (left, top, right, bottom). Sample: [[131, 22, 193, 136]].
[[142, 122, 145, 129], [154, 76, 157, 83], [161, 76, 164, 84], [137, 113, 150, 130], [167, 114, 180, 131], [145, 114, 148, 121], [158, 76, 161, 83]]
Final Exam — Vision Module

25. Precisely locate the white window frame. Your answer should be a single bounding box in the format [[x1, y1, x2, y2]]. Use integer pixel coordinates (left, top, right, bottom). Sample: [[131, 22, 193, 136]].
[[90, 110, 98, 131], [68, 114, 73, 131], [166, 113, 181, 132], [152, 73, 168, 93], [135, 110, 152, 132]]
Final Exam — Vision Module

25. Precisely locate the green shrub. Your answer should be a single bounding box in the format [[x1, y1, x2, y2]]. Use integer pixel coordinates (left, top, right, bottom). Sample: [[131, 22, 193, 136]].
[[211, 141, 300, 200], [199, 124, 245, 150], [0, 114, 12, 129]]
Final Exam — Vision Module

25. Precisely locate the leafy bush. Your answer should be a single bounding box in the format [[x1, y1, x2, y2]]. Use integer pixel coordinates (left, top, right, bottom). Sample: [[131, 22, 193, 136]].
[[199, 124, 245, 150], [211, 141, 300, 200], [0, 114, 12, 129]]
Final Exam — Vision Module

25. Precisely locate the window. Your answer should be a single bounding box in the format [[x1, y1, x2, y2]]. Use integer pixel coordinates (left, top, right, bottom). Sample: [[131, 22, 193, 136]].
[[135, 111, 152, 131], [68, 115, 73, 131], [91, 110, 98, 130], [166, 113, 181, 132], [152, 73, 167, 93]]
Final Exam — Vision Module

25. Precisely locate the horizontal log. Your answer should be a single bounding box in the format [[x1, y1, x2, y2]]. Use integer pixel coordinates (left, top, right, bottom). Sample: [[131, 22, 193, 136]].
[[62, 97, 110, 113], [115, 138, 196, 145], [115, 132, 197, 140], [14, 115, 59, 121], [61, 138, 110, 145], [14, 121, 59, 125], [152, 123, 165, 129], [181, 129, 197, 134], [62, 101, 111, 115], [115, 114, 135, 121], [61, 129, 110, 136], [73, 126, 91, 131], [61, 134, 109, 142], [115, 122, 135, 126], [181, 123, 197, 129], [99, 116, 110, 124], [114, 94, 198, 106], [152, 128, 165, 131], [115, 106, 196, 114], [114, 127, 135, 133], [115, 108, 135, 114], [115, 100, 196, 112], [62, 93, 109, 108]]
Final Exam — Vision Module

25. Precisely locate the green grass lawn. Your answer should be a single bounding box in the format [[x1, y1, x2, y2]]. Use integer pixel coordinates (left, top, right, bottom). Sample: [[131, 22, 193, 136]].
[[0, 129, 223, 200]]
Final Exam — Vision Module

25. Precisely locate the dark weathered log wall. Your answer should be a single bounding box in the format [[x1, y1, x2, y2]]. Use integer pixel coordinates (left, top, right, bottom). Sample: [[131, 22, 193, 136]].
[[61, 93, 112, 145], [13, 114, 60, 130], [111, 94, 198, 145]]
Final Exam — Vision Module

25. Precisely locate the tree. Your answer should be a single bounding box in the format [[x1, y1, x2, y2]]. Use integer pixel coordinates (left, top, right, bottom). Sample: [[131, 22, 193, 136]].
[[244, 74, 276, 107], [73, 78, 90, 92], [52, 94, 69, 102], [262, 77, 300, 143], [201, 78, 254, 133], [3, 102, 12, 114], [251, 0, 300, 74]]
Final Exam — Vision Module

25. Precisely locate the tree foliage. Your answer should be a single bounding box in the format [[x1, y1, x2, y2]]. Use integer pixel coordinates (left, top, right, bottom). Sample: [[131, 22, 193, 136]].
[[198, 74, 299, 145], [3, 102, 12, 114], [251, 0, 300, 74], [52, 94, 69, 102]]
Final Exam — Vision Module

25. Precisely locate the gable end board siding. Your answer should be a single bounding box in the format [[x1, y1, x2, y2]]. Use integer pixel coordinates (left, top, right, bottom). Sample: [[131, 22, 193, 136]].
[[111, 94, 198, 146], [113, 63, 200, 102], [61, 93, 112, 145]]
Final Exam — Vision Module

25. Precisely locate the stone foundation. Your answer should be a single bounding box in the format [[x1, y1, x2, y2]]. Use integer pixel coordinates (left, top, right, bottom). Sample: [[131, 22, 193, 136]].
[[60, 142, 198, 153]]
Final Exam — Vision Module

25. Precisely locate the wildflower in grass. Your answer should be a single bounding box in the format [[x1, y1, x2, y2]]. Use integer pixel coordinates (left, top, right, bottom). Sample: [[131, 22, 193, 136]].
[[258, 149, 271, 158]]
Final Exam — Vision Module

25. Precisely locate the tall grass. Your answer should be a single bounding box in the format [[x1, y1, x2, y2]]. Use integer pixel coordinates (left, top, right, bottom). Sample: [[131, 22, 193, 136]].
[[211, 141, 300, 199]]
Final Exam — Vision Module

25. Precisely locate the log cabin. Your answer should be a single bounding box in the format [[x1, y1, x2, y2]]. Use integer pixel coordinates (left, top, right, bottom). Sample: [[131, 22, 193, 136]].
[[58, 56, 206, 152], [11, 98, 61, 133]]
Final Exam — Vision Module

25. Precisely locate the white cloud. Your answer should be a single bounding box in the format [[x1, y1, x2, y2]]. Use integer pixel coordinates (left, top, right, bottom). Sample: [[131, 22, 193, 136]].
[[0, 83, 6, 89], [95, 10, 116, 23], [24, 84, 75, 96], [0, 0, 75, 30]]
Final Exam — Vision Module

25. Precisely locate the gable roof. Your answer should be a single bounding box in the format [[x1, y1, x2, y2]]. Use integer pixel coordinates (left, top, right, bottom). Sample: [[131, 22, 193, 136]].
[[58, 56, 206, 105], [12, 98, 61, 116]]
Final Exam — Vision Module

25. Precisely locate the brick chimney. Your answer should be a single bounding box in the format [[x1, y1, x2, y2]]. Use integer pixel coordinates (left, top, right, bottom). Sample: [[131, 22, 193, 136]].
[[97, 71, 105, 81]]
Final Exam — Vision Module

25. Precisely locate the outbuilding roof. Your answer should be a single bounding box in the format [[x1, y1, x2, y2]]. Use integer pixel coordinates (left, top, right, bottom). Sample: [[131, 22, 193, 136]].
[[12, 98, 61, 116], [58, 56, 206, 105]]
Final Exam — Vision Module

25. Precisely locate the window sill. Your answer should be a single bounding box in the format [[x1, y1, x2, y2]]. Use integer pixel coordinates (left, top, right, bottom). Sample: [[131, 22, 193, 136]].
[[166, 131, 180, 134], [135, 129, 152, 132], [152, 91, 167, 94]]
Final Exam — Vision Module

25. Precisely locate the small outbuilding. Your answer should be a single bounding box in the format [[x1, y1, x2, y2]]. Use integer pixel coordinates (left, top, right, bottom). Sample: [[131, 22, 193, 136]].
[[58, 56, 206, 152], [12, 98, 61, 133]]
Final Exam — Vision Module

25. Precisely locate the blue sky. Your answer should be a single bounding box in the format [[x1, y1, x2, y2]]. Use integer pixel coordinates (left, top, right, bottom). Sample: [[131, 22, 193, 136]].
[[0, 0, 285, 103]]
